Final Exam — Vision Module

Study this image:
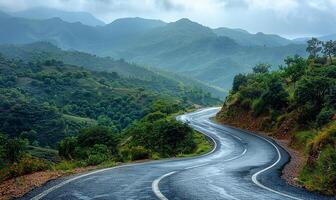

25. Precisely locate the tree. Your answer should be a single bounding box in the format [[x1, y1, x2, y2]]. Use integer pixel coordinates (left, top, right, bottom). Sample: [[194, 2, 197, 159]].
[[262, 76, 288, 110], [306, 38, 322, 58], [284, 56, 306, 85], [232, 74, 248, 93], [130, 118, 195, 157], [0, 133, 7, 165], [77, 126, 118, 154], [5, 138, 28, 162], [322, 40, 336, 64], [295, 76, 333, 121], [253, 63, 271, 74], [58, 136, 78, 160]]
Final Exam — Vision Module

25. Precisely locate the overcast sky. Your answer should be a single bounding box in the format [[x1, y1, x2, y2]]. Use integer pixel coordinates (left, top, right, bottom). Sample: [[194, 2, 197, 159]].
[[1, 0, 336, 38]]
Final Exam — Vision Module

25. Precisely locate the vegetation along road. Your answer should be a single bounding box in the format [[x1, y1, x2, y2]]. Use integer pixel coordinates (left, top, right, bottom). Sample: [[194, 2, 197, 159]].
[[21, 108, 334, 200]]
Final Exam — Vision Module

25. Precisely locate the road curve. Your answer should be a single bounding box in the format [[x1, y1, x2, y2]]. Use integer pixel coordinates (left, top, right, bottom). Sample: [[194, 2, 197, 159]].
[[21, 108, 334, 200]]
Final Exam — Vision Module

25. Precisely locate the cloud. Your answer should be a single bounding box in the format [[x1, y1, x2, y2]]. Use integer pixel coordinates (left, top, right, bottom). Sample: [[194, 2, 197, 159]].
[[0, 0, 335, 37]]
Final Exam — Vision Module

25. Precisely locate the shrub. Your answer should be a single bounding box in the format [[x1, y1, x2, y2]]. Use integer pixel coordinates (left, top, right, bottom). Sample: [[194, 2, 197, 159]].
[[232, 74, 248, 93], [299, 123, 336, 195], [85, 144, 111, 165], [58, 136, 78, 160], [129, 146, 149, 161], [5, 138, 28, 162], [53, 160, 82, 171], [316, 108, 334, 127], [0, 154, 51, 181], [129, 118, 196, 157], [252, 98, 265, 116], [78, 126, 118, 154], [240, 98, 252, 109]]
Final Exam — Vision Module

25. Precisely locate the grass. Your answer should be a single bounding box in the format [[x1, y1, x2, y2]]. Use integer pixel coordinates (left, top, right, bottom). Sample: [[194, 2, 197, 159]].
[[291, 130, 316, 151], [63, 114, 97, 126], [298, 122, 336, 196], [27, 145, 60, 162]]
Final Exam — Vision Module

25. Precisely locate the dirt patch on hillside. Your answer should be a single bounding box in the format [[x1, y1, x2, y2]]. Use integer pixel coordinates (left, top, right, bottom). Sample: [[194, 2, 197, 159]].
[[0, 166, 97, 200], [0, 171, 64, 200]]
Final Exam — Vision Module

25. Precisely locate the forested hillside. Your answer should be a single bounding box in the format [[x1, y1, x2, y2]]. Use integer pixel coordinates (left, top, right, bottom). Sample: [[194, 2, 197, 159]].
[[0, 13, 307, 92], [0, 53, 219, 147], [0, 42, 224, 98], [216, 39, 336, 195]]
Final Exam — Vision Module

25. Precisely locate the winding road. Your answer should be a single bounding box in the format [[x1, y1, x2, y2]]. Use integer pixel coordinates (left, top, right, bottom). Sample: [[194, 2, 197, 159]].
[[22, 108, 334, 200]]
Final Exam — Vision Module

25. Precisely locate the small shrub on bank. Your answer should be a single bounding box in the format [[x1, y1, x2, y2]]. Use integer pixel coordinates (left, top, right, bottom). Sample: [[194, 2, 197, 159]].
[[0, 154, 51, 181], [129, 146, 149, 161]]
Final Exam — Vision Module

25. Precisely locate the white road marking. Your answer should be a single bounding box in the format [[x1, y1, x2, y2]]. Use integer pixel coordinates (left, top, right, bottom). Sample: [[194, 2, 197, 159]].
[[250, 134, 303, 200], [31, 108, 302, 200], [205, 119, 304, 200], [31, 109, 219, 200], [31, 161, 156, 200], [152, 121, 247, 200], [152, 171, 177, 200]]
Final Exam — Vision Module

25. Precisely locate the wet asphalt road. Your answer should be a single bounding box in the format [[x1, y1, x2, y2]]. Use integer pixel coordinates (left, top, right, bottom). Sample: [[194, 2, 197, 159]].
[[21, 108, 335, 200]]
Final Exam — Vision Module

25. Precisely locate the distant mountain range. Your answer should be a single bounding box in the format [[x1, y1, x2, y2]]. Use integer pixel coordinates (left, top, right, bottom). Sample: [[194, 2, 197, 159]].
[[11, 7, 105, 26], [2, 8, 332, 92]]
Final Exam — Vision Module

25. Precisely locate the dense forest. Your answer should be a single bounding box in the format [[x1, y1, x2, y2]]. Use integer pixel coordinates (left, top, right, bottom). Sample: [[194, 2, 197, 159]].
[[0, 42, 224, 98], [0, 47, 217, 182], [0, 53, 218, 147], [216, 38, 336, 195]]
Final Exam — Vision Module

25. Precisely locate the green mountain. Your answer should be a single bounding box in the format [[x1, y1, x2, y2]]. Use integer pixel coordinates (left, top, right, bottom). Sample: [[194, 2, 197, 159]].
[[115, 19, 306, 90], [0, 49, 220, 147], [0, 42, 224, 98], [213, 27, 292, 47], [0, 13, 307, 92], [13, 7, 105, 26]]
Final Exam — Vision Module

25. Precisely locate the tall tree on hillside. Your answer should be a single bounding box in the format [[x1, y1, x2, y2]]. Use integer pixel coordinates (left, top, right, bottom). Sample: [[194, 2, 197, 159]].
[[252, 63, 271, 74], [232, 74, 248, 93], [322, 40, 336, 64], [284, 55, 306, 87], [306, 38, 322, 58]]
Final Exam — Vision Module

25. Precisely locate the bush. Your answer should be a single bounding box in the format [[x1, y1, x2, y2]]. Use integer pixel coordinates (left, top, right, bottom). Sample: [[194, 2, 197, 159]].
[[297, 102, 320, 125], [78, 126, 118, 154], [316, 108, 334, 127], [129, 146, 149, 161], [85, 144, 111, 165], [232, 74, 248, 93], [299, 123, 336, 195], [129, 118, 196, 157], [58, 136, 78, 160], [5, 138, 28, 162], [252, 98, 266, 116], [0, 154, 51, 181], [53, 160, 83, 171]]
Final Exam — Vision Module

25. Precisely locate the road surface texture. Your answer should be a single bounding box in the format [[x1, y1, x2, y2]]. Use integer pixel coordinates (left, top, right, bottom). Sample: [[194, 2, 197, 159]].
[[21, 108, 335, 200]]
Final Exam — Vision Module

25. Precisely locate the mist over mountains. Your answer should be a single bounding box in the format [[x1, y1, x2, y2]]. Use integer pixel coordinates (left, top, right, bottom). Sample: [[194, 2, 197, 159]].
[[2, 7, 334, 93]]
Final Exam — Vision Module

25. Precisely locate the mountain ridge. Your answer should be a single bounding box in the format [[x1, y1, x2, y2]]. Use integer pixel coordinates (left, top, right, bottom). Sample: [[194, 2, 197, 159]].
[[12, 7, 105, 26], [0, 12, 307, 92]]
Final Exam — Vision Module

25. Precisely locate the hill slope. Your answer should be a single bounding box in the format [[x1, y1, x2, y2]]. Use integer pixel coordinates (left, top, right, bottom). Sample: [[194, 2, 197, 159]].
[[0, 51, 220, 147], [213, 27, 292, 47], [216, 53, 336, 195], [0, 42, 224, 98], [0, 14, 306, 91], [13, 7, 105, 26]]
